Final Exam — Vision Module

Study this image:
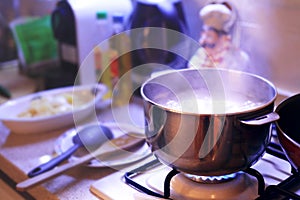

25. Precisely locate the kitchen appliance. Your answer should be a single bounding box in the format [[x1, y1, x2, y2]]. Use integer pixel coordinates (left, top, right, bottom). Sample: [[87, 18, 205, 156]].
[[91, 133, 300, 199], [128, 0, 191, 95], [51, 0, 133, 85]]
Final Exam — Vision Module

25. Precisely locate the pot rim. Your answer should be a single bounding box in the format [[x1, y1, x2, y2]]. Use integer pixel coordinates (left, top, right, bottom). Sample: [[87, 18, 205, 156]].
[[141, 68, 277, 116]]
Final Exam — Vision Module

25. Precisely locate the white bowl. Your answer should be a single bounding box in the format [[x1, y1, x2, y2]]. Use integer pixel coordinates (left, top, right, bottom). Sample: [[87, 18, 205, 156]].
[[0, 84, 107, 134]]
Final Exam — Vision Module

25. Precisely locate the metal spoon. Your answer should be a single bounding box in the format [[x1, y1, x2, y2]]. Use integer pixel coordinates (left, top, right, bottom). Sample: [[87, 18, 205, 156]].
[[27, 125, 113, 177]]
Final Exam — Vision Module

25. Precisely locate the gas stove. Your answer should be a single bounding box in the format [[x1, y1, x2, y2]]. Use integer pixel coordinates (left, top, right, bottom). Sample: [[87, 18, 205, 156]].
[[90, 130, 300, 200]]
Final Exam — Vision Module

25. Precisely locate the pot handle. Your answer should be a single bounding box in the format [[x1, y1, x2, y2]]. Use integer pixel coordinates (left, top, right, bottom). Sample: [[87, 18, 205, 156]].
[[240, 112, 279, 126]]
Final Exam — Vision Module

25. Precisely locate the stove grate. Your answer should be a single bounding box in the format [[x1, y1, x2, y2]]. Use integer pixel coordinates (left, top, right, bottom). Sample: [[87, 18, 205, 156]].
[[257, 172, 300, 200], [257, 142, 300, 200], [123, 141, 299, 200], [123, 158, 179, 199]]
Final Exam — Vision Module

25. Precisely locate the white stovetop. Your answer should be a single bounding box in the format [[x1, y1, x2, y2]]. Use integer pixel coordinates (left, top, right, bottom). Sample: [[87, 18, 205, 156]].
[[90, 150, 293, 200]]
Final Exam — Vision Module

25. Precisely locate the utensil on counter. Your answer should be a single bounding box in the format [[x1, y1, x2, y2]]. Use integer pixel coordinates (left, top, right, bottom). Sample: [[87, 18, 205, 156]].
[[141, 68, 279, 177], [275, 93, 300, 172], [16, 133, 146, 191], [55, 123, 152, 168], [28, 125, 113, 177]]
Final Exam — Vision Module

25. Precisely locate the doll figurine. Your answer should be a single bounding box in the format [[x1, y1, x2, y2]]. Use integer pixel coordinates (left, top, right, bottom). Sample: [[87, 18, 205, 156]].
[[188, 2, 249, 71]]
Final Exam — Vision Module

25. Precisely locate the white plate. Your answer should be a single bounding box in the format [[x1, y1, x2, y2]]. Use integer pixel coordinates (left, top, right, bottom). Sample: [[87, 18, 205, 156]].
[[0, 84, 107, 134], [54, 123, 151, 168]]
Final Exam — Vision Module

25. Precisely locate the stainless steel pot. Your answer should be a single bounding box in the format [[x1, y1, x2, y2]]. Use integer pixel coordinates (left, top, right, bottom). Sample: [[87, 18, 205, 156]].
[[141, 68, 279, 176]]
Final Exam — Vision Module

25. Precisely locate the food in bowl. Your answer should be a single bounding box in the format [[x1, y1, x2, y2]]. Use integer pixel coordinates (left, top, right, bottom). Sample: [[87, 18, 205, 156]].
[[17, 92, 93, 118], [0, 84, 107, 134]]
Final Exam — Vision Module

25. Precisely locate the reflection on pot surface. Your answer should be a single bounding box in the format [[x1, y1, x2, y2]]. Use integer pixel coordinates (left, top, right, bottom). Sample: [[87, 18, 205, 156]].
[[141, 68, 278, 176]]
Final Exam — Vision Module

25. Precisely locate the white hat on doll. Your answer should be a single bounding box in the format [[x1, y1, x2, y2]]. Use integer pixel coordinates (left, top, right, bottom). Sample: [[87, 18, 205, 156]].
[[199, 2, 236, 33]]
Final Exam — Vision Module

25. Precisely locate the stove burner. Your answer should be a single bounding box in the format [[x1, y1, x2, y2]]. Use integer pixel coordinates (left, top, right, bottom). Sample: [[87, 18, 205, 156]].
[[170, 172, 258, 200], [184, 172, 240, 184], [124, 159, 265, 199]]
